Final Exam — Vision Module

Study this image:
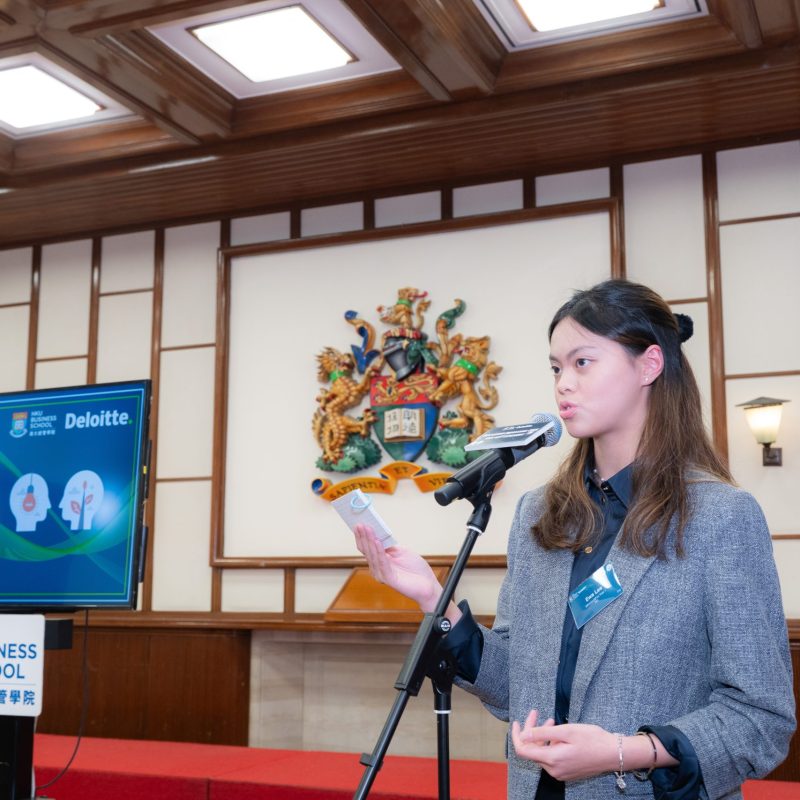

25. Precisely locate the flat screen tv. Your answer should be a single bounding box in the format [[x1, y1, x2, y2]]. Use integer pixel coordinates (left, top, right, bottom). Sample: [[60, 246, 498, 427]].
[[0, 380, 151, 611]]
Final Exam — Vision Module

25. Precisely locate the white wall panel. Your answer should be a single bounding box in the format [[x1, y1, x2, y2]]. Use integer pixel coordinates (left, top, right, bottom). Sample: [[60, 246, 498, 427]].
[[453, 180, 523, 217], [536, 168, 609, 206], [0, 306, 29, 392], [0, 248, 32, 304], [726, 375, 800, 535], [773, 540, 800, 618], [717, 141, 800, 222], [375, 192, 441, 227], [162, 222, 219, 348], [295, 569, 350, 613], [225, 213, 612, 558], [34, 357, 87, 389], [151, 479, 213, 611], [720, 218, 800, 376], [96, 292, 153, 383], [624, 156, 707, 300], [38, 240, 91, 359], [156, 347, 215, 478], [100, 231, 155, 292], [301, 202, 363, 237], [221, 570, 284, 612], [231, 212, 291, 246]]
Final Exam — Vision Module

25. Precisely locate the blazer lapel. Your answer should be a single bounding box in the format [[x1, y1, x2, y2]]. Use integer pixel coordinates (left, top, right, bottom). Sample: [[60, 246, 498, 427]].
[[525, 543, 573, 707], [567, 542, 656, 721]]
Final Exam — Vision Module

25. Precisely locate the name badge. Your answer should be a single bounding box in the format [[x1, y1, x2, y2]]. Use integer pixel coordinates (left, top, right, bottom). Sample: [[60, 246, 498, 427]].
[[568, 563, 623, 629]]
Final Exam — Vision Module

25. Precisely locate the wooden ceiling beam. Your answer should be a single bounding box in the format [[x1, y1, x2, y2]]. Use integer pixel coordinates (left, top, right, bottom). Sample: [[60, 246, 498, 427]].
[[707, 0, 763, 48], [41, 0, 261, 37], [0, 135, 13, 174], [342, 0, 505, 100], [33, 28, 233, 143]]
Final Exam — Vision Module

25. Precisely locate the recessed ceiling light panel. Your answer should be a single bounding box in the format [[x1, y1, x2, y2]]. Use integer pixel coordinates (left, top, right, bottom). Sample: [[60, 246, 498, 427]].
[[478, 0, 706, 49], [0, 65, 100, 129], [149, 0, 399, 98], [0, 53, 134, 137], [193, 6, 352, 83]]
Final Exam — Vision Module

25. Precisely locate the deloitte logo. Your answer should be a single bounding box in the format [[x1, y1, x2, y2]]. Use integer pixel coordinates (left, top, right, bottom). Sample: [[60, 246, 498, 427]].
[[65, 410, 131, 430]]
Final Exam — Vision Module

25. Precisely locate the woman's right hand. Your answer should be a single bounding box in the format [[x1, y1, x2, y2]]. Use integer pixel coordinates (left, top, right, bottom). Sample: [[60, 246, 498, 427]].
[[353, 523, 444, 613]]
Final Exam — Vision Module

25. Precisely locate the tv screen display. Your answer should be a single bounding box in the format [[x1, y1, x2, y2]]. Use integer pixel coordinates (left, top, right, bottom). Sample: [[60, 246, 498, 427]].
[[0, 380, 151, 610]]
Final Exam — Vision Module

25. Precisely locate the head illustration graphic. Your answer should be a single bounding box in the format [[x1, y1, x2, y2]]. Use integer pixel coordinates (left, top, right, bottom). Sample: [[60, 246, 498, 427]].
[[59, 470, 105, 531], [9, 473, 51, 532]]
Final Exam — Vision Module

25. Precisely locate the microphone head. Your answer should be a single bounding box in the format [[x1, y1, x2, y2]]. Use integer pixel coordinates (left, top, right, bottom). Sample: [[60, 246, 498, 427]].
[[530, 412, 562, 447]]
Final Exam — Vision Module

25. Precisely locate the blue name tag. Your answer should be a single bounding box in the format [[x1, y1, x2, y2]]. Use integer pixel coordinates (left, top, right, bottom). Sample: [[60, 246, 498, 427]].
[[568, 563, 623, 629]]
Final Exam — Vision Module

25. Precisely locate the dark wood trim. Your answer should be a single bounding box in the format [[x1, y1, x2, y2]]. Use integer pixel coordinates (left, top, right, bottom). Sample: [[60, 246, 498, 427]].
[[25, 246, 40, 390], [160, 342, 216, 352], [35, 354, 89, 363], [441, 185, 453, 221], [523, 176, 535, 209], [210, 220, 229, 613], [210, 249, 231, 568], [773, 534, 800, 540], [364, 196, 376, 230], [719, 210, 800, 226], [667, 296, 708, 305], [702, 152, 729, 462], [609, 198, 624, 279], [213, 554, 508, 569], [48, 608, 495, 632], [156, 476, 213, 483], [290, 207, 301, 240], [284, 567, 296, 617], [99, 287, 154, 298], [87, 237, 101, 384], [142, 228, 164, 611], [0, 301, 30, 309], [609, 164, 626, 279], [727, 369, 800, 380]]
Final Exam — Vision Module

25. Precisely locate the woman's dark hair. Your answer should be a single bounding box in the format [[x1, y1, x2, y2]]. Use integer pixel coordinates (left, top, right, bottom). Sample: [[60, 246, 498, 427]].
[[533, 279, 732, 558]]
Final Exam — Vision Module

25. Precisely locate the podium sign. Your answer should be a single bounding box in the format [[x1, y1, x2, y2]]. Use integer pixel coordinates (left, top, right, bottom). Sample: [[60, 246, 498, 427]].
[[0, 614, 44, 717]]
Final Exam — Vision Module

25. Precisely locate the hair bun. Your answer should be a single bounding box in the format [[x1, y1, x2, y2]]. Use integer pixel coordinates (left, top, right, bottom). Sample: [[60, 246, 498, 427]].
[[675, 313, 694, 343]]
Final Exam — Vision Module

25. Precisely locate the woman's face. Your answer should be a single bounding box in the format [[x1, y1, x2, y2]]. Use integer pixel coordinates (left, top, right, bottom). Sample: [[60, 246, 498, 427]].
[[549, 317, 653, 443]]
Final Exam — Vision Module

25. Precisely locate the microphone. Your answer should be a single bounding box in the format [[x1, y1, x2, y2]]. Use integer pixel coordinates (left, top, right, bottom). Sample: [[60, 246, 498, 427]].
[[434, 413, 562, 506]]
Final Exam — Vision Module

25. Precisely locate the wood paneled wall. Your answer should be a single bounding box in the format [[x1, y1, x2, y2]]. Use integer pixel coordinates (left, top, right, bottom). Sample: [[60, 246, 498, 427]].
[[37, 625, 250, 746]]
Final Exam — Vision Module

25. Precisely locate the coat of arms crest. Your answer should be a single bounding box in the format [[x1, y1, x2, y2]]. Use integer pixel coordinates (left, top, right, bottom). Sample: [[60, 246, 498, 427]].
[[311, 288, 503, 499]]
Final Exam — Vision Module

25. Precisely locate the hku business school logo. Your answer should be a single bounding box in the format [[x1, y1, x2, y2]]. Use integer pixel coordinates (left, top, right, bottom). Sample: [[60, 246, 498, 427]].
[[10, 412, 28, 438]]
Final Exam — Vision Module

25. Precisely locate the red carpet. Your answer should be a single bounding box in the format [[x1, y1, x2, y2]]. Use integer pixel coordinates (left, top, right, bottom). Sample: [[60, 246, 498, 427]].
[[32, 734, 799, 800]]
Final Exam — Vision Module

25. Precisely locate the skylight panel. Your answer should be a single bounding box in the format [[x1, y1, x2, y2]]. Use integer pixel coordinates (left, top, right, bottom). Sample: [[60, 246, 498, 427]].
[[516, 0, 660, 32], [192, 5, 353, 83], [0, 65, 101, 129]]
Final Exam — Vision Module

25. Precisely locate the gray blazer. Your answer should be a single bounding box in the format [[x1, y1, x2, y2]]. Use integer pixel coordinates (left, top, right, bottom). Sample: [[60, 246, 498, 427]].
[[459, 478, 795, 799]]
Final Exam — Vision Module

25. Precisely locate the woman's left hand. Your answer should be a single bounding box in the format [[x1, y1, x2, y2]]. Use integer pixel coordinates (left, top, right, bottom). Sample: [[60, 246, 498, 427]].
[[511, 710, 619, 782]]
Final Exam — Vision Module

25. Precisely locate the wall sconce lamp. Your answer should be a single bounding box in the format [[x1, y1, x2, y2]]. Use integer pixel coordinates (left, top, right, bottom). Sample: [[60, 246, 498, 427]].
[[736, 397, 790, 466]]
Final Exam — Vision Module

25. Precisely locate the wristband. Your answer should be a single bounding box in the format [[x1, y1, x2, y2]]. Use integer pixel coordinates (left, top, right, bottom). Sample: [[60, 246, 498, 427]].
[[614, 732, 626, 790], [632, 731, 658, 781]]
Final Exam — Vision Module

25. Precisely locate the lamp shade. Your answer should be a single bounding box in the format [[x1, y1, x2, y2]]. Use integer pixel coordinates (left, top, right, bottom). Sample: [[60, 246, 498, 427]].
[[736, 397, 789, 446]]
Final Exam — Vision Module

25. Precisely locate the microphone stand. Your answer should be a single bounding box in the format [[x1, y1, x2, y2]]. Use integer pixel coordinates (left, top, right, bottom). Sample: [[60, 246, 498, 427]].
[[353, 487, 495, 800]]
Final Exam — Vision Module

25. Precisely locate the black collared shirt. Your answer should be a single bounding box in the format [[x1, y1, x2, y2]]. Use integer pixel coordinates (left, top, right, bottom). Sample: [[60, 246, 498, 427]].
[[442, 463, 702, 800]]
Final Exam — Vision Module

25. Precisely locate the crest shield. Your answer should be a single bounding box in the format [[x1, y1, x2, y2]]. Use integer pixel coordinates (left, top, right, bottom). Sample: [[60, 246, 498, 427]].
[[370, 373, 439, 462]]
